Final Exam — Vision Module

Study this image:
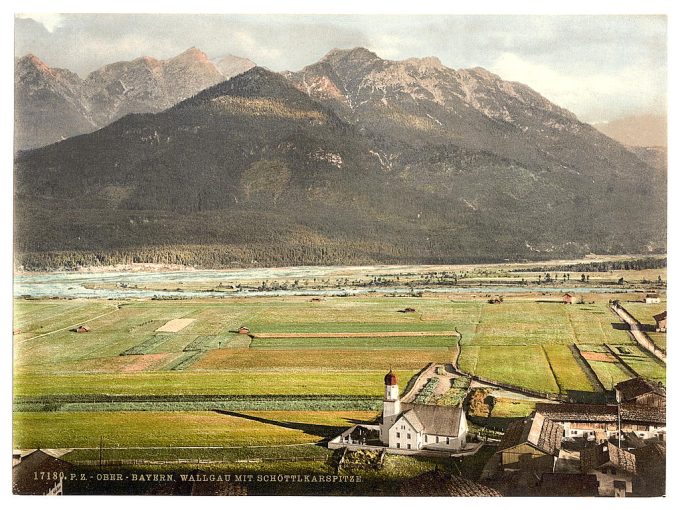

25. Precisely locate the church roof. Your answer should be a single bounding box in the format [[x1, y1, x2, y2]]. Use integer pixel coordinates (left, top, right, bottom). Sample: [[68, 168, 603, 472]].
[[397, 403, 464, 437]]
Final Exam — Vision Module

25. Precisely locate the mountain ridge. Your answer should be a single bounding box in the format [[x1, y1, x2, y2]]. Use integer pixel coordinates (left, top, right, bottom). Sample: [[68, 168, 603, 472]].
[[14, 48, 666, 269], [14, 48, 256, 149]]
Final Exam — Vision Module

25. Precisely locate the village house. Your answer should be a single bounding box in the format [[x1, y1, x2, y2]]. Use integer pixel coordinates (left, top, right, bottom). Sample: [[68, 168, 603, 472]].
[[653, 311, 666, 332], [482, 412, 563, 482], [645, 293, 661, 304], [380, 370, 468, 451], [535, 401, 666, 442], [334, 425, 380, 446], [238, 325, 250, 334], [562, 293, 575, 305], [580, 442, 636, 497], [614, 377, 666, 408], [13, 450, 72, 495], [75, 325, 90, 333]]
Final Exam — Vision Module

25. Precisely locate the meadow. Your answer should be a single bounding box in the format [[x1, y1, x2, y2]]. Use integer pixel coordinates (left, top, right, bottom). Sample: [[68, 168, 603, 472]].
[[13, 287, 665, 462]]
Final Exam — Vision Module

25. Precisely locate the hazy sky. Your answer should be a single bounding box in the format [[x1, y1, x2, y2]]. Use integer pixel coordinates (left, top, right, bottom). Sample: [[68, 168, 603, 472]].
[[15, 13, 667, 123]]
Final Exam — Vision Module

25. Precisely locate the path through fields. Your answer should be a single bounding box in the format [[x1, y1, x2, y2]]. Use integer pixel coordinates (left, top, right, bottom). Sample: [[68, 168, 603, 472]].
[[611, 305, 666, 363]]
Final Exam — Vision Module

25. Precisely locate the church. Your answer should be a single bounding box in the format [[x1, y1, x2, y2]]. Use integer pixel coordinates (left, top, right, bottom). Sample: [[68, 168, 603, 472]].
[[380, 370, 468, 451]]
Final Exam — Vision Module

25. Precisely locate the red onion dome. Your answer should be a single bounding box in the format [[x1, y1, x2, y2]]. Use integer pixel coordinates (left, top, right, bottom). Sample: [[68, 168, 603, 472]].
[[384, 369, 397, 386]]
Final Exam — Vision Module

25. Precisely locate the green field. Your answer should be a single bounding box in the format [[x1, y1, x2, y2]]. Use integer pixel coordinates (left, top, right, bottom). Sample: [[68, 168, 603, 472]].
[[14, 293, 664, 459], [608, 344, 666, 382], [13, 410, 375, 449], [456, 300, 630, 393]]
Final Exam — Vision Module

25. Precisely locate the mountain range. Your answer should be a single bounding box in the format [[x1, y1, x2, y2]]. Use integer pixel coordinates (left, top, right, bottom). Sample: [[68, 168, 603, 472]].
[[14, 48, 666, 269], [14, 48, 255, 149]]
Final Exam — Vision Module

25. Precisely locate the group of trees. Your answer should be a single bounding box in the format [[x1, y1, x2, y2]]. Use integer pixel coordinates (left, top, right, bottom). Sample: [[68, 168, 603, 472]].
[[515, 257, 666, 274]]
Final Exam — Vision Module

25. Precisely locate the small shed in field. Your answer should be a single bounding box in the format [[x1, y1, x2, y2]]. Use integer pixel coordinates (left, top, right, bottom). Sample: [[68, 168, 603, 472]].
[[75, 325, 90, 333], [563, 293, 575, 305], [238, 326, 250, 335], [653, 311, 666, 332]]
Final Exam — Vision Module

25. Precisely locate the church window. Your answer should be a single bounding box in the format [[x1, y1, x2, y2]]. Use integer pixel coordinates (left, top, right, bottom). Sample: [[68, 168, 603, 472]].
[[407, 433, 411, 439]]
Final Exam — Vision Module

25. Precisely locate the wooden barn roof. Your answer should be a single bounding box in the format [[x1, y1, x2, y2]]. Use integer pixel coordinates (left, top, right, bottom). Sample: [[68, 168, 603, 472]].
[[581, 443, 636, 475], [653, 310, 667, 322], [535, 403, 618, 422], [536, 402, 665, 426], [620, 404, 666, 425], [398, 403, 464, 437], [398, 470, 501, 497], [497, 412, 563, 456], [615, 377, 666, 401]]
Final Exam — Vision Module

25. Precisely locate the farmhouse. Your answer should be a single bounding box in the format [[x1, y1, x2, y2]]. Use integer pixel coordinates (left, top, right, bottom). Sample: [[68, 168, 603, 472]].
[[75, 325, 90, 333], [334, 425, 380, 446], [580, 442, 636, 497], [614, 377, 666, 408], [653, 310, 666, 332], [534, 401, 666, 441], [494, 412, 563, 473], [380, 370, 468, 451], [645, 293, 661, 304], [562, 293, 575, 304]]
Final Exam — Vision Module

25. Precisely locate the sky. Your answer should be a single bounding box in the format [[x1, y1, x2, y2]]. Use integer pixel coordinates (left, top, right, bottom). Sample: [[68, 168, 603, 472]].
[[14, 13, 667, 124]]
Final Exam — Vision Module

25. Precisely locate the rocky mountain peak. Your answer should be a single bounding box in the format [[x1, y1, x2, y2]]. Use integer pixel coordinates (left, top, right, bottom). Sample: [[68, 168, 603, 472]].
[[322, 47, 380, 66], [170, 46, 211, 63], [404, 56, 444, 69], [17, 53, 55, 77]]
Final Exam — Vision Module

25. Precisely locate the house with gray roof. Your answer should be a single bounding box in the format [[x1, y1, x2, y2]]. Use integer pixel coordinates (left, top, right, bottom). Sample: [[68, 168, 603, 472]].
[[580, 442, 636, 497]]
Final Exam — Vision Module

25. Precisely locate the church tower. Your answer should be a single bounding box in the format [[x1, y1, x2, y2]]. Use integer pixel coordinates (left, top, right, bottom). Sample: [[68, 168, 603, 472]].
[[380, 369, 401, 444]]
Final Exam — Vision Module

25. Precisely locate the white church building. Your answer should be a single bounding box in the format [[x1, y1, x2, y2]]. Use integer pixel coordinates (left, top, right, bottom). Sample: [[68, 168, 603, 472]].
[[380, 370, 468, 451]]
